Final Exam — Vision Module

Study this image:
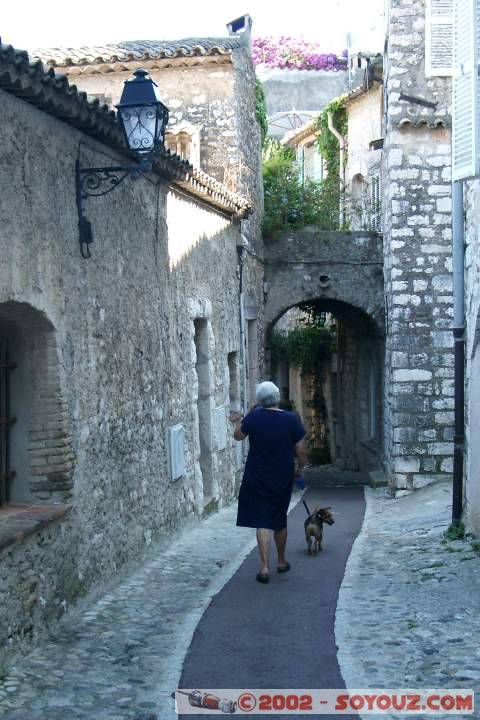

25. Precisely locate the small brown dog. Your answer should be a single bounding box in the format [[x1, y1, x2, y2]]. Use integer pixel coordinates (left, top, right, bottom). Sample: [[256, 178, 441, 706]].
[[304, 506, 335, 554]]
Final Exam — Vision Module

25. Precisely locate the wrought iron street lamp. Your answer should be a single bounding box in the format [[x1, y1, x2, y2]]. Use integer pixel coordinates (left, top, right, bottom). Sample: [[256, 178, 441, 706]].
[[116, 69, 169, 158], [76, 69, 169, 258]]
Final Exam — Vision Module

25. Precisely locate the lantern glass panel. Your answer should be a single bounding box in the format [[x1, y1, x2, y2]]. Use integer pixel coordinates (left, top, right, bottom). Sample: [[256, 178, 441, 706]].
[[120, 105, 158, 154]]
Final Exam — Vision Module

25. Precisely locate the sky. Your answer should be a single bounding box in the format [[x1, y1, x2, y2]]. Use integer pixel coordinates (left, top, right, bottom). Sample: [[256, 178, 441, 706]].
[[1, 0, 384, 52]]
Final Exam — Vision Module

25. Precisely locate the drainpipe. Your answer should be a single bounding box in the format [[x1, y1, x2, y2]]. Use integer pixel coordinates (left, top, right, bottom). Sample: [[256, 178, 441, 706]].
[[327, 111, 346, 227], [452, 180, 465, 525], [237, 235, 248, 415]]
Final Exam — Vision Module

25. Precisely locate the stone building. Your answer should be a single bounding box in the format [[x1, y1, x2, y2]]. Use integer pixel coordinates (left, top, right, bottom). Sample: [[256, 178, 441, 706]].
[[451, 0, 480, 534], [32, 23, 263, 253], [281, 116, 325, 184], [343, 55, 383, 230], [382, 0, 454, 494], [262, 0, 456, 493], [0, 25, 263, 664]]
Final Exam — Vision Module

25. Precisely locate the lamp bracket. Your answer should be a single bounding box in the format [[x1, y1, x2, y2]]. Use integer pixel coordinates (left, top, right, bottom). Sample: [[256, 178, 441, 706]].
[[75, 158, 152, 259]]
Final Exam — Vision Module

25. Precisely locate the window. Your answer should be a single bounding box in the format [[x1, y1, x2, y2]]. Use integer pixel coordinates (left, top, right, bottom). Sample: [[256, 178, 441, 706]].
[[247, 320, 259, 407], [452, 0, 479, 180], [296, 146, 305, 184], [369, 174, 382, 232], [425, 0, 453, 77], [194, 319, 214, 500], [227, 351, 240, 412], [165, 123, 201, 167], [351, 173, 368, 229], [303, 143, 323, 183]]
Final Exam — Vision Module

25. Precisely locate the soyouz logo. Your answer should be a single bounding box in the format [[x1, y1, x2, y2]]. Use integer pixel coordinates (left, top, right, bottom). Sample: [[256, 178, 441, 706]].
[[175, 689, 474, 715]]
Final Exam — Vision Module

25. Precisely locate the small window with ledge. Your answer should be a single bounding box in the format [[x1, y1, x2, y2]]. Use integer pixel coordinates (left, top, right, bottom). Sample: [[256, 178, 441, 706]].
[[165, 123, 201, 167]]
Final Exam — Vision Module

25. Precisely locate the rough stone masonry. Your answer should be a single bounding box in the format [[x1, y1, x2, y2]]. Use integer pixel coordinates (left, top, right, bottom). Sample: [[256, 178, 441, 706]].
[[0, 37, 263, 667], [382, 0, 454, 494]]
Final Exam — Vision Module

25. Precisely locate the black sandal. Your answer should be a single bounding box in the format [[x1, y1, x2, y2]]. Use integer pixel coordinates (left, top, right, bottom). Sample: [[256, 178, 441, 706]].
[[256, 572, 270, 583], [277, 562, 290, 573]]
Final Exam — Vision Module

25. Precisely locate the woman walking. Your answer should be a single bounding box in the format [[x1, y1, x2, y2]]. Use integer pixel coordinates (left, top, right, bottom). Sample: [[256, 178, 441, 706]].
[[233, 381, 307, 583]]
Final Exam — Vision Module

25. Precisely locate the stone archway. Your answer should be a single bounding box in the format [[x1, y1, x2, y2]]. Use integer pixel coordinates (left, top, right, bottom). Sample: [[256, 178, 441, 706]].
[[263, 228, 384, 474], [0, 302, 74, 505], [264, 228, 384, 332], [268, 298, 384, 474]]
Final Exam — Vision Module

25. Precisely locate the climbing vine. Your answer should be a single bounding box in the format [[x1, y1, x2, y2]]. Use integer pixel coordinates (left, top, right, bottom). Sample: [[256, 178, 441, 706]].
[[315, 95, 348, 213], [255, 77, 268, 148]]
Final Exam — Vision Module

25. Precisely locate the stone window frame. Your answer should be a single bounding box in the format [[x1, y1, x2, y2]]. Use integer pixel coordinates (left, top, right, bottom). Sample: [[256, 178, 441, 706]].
[[188, 298, 219, 507], [166, 122, 202, 167]]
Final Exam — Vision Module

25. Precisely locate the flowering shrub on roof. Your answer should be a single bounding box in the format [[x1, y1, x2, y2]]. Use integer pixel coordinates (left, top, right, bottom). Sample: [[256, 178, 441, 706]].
[[252, 37, 346, 71]]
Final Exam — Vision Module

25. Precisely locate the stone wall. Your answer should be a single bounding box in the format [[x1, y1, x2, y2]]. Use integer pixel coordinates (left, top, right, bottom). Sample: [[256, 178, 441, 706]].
[[0, 86, 261, 662], [264, 229, 384, 328], [463, 180, 480, 534], [71, 60, 236, 182], [383, 0, 454, 494], [346, 84, 383, 187]]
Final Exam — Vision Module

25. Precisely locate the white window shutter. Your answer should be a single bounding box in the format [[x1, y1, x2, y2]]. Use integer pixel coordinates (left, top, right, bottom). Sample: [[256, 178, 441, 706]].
[[452, 0, 479, 180], [426, 0, 454, 76], [370, 174, 382, 232]]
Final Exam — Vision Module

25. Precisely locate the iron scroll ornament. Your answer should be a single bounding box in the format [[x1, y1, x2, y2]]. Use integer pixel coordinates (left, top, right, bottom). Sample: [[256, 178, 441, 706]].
[[75, 159, 149, 259]]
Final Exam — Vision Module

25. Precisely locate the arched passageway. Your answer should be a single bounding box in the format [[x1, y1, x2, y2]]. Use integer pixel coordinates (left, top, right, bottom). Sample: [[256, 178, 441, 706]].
[[0, 302, 74, 506], [267, 298, 384, 474], [263, 228, 384, 474]]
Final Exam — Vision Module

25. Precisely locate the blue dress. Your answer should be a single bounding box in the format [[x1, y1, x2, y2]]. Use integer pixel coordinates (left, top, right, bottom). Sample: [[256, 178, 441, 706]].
[[236, 408, 306, 531]]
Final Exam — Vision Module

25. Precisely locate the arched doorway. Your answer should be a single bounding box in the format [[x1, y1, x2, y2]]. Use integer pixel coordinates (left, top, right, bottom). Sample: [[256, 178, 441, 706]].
[[267, 297, 384, 473], [0, 302, 74, 505]]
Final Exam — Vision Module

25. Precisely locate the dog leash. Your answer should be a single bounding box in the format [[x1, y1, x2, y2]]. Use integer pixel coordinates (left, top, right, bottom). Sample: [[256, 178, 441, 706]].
[[301, 496, 311, 516]]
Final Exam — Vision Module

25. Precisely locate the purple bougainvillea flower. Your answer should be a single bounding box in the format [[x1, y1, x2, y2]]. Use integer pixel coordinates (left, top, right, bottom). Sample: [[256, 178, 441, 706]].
[[252, 37, 345, 71]]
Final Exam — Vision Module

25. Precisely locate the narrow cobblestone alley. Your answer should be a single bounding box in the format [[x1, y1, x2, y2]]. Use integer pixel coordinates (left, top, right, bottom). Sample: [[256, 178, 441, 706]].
[[1, 476, 479, 720], [0, 483, 365, 720], [337, 481, 480, 718], [0, 504, 259, 720]]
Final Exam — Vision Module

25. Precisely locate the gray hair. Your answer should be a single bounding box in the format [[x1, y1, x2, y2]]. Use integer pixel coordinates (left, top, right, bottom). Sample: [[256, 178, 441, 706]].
[[256, 381, 280, 408]]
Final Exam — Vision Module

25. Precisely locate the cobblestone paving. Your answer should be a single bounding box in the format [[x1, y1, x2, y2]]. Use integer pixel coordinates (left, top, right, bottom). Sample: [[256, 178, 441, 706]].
[[0, 502, 268, 720], [336, 481, 480, 720]]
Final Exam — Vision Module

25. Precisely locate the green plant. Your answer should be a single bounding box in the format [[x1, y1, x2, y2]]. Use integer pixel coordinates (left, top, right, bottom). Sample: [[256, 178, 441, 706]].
[[443, 522, 466, 541], [270, 324, 335, 373], [255, 77, 268, 148], [315, 95, 348, 222], [262, 141, 342, 237]]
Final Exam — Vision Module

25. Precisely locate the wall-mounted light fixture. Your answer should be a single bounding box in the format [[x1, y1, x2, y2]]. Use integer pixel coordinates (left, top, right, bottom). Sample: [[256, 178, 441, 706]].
[[76, 69, 169, 258]]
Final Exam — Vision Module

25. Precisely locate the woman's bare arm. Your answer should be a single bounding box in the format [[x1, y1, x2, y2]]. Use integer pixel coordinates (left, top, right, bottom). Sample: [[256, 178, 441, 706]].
[[230, 411, 247, 441], [233, 423, 247, 441], [294, 438, 308, 470]]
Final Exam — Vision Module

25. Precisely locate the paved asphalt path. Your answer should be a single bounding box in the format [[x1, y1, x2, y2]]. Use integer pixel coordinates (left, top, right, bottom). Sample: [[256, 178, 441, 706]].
[[179, 486, 365, 719]]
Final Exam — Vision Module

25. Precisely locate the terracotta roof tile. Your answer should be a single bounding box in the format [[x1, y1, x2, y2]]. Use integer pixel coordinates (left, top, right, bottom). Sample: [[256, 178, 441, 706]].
[[32, 37, 244, 68], [0, 42, 250, 218]]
